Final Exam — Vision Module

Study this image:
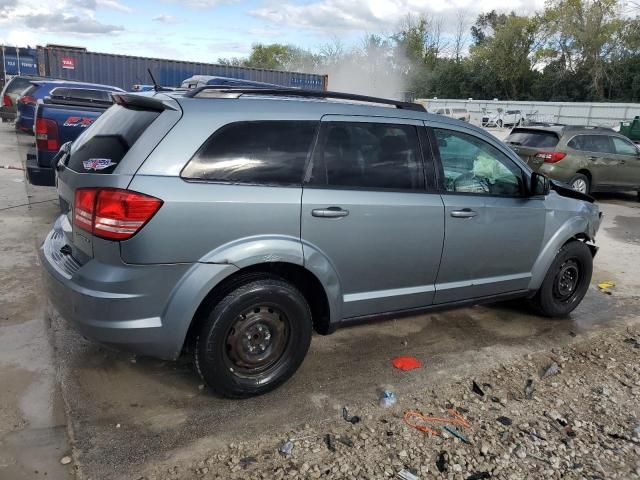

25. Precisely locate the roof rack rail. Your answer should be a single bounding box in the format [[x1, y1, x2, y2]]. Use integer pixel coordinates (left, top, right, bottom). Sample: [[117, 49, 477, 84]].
[[184, 87, 426, 112]]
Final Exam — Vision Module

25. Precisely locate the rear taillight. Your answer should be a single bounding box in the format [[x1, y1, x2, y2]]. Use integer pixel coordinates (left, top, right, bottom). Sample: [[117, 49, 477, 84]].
[[35, 118, 59, 151], [19, 95, 37, 105], [73, 188, 162, 241], [2, 94, 11, 107], [535, 151, 567, 163]]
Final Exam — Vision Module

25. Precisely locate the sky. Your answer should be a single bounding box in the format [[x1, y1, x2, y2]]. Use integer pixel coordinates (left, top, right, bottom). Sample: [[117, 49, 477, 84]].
[[0, 0, 547, 63]]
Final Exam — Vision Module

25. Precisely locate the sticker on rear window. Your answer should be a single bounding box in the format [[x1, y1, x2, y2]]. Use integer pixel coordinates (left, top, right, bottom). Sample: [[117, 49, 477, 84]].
[[82, 158, 116, 171]]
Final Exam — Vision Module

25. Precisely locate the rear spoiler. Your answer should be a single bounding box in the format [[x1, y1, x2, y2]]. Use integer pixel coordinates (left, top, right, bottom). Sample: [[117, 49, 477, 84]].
[[112, 93, 177, 112]]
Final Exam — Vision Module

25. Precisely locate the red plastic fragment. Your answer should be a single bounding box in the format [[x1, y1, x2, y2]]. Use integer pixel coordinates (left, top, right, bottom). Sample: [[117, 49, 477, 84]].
[[392, 356, 423, 371]]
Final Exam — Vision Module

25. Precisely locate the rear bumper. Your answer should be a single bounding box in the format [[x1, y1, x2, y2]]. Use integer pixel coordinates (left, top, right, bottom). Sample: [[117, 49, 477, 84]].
[[40, 219, 194, 359], [26, 155, 55, 186], [539, 163, 575, 184]]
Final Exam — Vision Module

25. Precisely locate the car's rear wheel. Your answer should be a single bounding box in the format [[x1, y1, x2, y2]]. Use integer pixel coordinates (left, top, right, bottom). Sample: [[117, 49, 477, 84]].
[[569, 174, 590, 194], [532, 241, 593, 317], [194, 278, 312, 398]]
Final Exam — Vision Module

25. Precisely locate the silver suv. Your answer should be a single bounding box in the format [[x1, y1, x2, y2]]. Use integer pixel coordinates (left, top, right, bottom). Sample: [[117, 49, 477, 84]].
[[41, 88, 602, 398]]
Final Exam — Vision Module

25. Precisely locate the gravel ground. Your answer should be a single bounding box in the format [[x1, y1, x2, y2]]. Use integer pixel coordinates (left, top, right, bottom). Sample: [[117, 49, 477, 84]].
[[138, 325, 640, 480]]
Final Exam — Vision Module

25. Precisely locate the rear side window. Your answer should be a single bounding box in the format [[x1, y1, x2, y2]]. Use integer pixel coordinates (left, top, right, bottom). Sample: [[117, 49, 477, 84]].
[[182, 121, 318, 185], [310, 122, 425, 191], [505, 129, 559, 148], [568, 135, 614, 154], [68, 105, 160, 174]]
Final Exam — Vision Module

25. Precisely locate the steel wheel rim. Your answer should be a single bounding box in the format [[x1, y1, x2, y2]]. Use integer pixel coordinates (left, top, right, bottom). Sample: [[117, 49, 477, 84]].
[[571, 179, 588, 193], [223, 305, 289, 376], [553, 259, 581, 303]]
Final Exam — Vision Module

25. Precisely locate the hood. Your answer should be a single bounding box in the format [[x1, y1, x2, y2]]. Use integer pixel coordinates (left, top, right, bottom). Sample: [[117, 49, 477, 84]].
[[550, 179, 595, 203]]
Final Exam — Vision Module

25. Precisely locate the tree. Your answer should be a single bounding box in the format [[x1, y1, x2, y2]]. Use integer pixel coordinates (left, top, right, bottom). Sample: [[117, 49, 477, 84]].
[[541, 0, 628, 99], [468, 12, 543, 99]]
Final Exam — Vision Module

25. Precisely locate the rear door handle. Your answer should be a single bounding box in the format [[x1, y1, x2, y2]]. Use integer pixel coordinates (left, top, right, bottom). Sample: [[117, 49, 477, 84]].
[[312, 207, 349, 218], [450, 208, 477, 218]]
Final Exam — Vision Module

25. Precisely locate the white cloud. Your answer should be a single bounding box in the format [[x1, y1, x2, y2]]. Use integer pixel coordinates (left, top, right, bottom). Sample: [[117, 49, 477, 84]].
[[163, 0, 235, 8], [96, 0, 133, 13], [250, 0, 546, 35], [0, 0, 125, 35], [152, 13, 178, 24]]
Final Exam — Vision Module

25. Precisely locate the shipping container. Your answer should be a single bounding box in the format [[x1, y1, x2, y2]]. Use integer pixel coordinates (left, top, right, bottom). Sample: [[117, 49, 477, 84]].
[[1, 46, 39, 88], [36, 45, 328, 91]]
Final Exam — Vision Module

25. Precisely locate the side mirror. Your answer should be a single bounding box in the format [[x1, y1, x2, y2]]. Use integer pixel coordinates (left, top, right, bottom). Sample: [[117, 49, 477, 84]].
[[530, 172, 550, 196]]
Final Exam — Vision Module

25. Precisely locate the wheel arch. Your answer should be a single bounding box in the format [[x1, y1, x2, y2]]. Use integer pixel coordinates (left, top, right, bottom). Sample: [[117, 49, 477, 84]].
[[529, 216, 594, 291], [183, 262, 335, 356]]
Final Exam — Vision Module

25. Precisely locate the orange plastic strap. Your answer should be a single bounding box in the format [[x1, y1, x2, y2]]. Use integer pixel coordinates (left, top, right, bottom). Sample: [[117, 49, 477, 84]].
[[403, 409, 470, 435]]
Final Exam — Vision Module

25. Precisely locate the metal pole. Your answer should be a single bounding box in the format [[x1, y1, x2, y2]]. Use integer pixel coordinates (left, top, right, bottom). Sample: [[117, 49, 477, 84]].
[[16, 45, 21, 75], [1, 45, 6, 89]]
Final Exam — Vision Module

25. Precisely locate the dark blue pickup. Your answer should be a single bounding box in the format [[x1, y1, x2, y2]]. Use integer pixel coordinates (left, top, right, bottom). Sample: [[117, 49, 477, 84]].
[[27, 87, 115, 186]]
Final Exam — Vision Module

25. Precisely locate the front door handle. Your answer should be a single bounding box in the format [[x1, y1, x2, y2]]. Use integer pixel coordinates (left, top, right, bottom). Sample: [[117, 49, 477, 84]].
[[450, 208, 477, 218], [312, 207, 349, 218], [587, 156, 598, 161]]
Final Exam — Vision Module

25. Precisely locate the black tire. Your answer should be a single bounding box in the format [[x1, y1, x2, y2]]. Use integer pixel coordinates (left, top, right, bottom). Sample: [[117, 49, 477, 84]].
[[195, 278, 312, 398], [532, 241, 593, 317], [568, 174, 590, 194]]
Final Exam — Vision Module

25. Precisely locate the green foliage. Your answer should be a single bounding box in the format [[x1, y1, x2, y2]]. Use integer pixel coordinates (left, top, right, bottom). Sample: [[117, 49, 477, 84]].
[[219, 1, 639, 102]]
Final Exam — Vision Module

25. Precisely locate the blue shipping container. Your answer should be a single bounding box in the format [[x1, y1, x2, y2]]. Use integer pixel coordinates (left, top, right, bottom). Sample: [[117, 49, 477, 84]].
[[1, 46, 38, 76], [39, 46, 328, 91]]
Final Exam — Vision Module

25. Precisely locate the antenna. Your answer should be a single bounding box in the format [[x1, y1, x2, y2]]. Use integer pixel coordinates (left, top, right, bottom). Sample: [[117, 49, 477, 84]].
[[147, 68, 160, 92]]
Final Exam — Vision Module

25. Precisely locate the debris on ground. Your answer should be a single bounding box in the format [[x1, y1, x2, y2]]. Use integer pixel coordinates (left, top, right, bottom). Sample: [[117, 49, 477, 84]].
[[524, 378, 535, 399], [496, 416, 512, 426], [141, 328, 640, 480], [597, 280, 615, 290], [466, 472, 491, 480], [324, 434, 336, 452], [342, 407, 361, 424], [379, 390, 397, 408], [472, 380, 485, 396], [397, 468, 419, 479], [278, 440, 293, 456], [392, 356, 423, 371], [404, 409, 470, 436], [443, 425, 471, 444], [60, 456, 72, 465], [541, 362, 560, 379], [239, 456, 257, 469]]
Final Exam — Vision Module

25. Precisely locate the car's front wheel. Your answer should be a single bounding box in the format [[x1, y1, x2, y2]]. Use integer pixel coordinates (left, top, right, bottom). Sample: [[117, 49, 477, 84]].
[[532, 241, 593, 317], [194, 278, 312, 398]]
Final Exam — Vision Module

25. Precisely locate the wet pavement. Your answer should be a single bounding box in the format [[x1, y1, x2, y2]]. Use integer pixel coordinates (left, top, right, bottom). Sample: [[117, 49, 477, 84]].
[[0, 125, 71, 480], [0, 123, 639, 479]]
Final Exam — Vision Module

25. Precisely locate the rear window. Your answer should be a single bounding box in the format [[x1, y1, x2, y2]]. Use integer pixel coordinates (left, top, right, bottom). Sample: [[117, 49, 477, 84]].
[[50, 88, 113, 103], [67, 105, 160, 174], [6, 77, 35, 94], [505, 128, 559, 148], [182, 121, 318, 185]]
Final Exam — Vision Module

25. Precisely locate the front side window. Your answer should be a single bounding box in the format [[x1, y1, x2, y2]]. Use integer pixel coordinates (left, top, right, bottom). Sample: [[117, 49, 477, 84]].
[[434, 128, 523, 196], [310, 122, 424, 191], [182, 121, 318, 185], [612, 137, 638, 156]]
